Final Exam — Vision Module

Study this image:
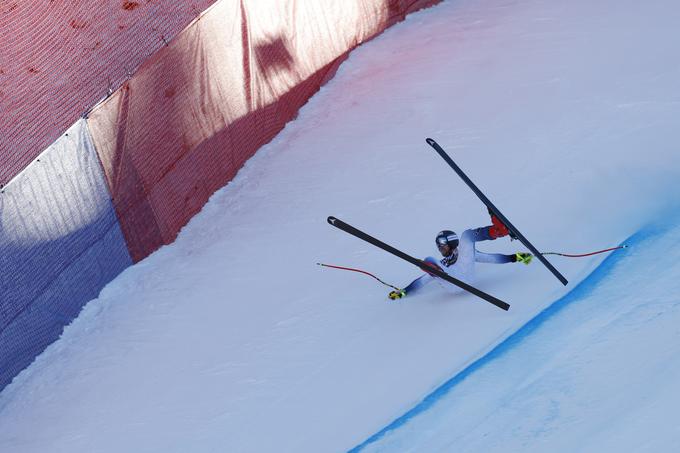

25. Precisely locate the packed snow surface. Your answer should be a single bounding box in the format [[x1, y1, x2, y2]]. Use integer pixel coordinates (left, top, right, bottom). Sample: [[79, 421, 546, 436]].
[[359, 218, 680, 452], [1, 0, 679, 452]]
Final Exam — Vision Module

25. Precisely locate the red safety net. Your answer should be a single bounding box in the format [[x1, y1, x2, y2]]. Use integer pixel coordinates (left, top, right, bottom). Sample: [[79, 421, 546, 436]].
[[87, 0, 440, 263], [0, 0, 218, 186]]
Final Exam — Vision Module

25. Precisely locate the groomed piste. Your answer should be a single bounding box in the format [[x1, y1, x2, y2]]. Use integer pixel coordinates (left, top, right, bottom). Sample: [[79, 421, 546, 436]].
[[1, 0, 680, 452], [355, 215, 680, 451]]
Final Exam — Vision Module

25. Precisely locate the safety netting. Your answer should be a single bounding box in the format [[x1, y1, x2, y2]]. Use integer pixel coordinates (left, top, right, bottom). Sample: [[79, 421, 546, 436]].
[[0, 0, 439, 392], [0, 0, 218, 186], [0, 120, 132, 392], [87, 0, 440, 262]]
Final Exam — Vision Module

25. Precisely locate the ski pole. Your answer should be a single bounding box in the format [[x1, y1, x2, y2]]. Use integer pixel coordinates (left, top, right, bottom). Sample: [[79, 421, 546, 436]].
[[317, 263, 403, 291], [540, 245, 628, 258]]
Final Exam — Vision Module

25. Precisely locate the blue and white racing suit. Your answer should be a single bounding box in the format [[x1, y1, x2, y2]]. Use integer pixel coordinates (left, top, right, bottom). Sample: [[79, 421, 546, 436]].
[[403, 226, 515, 296]]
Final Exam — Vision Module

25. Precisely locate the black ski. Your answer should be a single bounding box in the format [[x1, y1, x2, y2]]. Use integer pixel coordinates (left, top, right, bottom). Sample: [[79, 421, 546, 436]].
[[327, 216, 510, 311], [425, 138, 568, 286]]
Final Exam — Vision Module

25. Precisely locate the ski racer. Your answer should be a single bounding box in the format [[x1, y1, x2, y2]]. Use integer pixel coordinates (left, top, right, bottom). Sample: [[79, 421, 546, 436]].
[[388, 211, 533, 300]]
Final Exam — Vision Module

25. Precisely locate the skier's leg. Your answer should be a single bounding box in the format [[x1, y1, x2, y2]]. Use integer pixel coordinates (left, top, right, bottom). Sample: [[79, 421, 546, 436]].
[[466, 220, 509, 244], [487, 208, 514, 239]]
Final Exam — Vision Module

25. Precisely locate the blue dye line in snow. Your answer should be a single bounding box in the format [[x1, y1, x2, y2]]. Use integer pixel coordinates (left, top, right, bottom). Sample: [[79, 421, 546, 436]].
[[349, 226, 656, 452]]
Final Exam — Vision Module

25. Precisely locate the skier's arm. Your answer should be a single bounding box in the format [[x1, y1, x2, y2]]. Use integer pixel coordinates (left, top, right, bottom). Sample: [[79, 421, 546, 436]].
[[388, 274, 432, 300], [475, 251, 515, 264], [476, 251, 533, 265], [388, 257, 440, 299], [389, 270, 436, 299], [404, 273, 433, 293]]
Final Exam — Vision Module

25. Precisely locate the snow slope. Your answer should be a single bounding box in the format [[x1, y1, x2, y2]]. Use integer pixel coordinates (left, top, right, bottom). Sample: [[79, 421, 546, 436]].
[[358, 215, 680, 452], [1, 0, 679, 452], [357, 212, 680, 452]]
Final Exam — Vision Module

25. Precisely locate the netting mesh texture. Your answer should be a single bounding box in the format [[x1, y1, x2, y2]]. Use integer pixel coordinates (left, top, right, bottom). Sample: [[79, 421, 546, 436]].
[[88, 0, 441, 262], [0, 120, 132, 392], [0, 0, 440, 392], [0, 0, 218, 186]]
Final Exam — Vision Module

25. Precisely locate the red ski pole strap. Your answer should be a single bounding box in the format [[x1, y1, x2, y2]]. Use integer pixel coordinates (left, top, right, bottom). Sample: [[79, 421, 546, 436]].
[[316, 263, 403, 291], [541, 245, 628, 258]]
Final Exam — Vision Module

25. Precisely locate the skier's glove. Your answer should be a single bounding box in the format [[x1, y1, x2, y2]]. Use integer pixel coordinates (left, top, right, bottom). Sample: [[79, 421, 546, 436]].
[[514, 252, 533, 265], [388, 289, 406, 300]]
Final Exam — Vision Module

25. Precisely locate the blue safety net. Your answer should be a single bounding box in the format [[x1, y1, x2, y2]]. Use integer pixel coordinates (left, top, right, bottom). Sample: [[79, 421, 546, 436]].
[[0, 120, 132, 392]]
